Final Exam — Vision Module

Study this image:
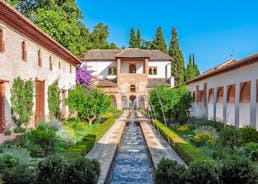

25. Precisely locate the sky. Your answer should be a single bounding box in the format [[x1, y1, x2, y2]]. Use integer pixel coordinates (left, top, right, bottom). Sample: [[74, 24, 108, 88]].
[[75, 0, 258, 73]]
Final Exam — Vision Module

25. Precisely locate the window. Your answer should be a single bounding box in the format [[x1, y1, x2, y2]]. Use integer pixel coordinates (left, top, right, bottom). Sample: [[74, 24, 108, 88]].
[[108, 67, 117, 75], [49, 56, 53, 71], [240, 81, 251, 103], [38, 49, 42, 67], [227, 84, 235, 103], [149, 67, 157, 75], [70, 64, 72, 73], [22, 41, 27, 61], [129, 64, 136, 74], [216, 87, 223, 103], [130, 85, 136, 92], [0, 29, 4, 53]]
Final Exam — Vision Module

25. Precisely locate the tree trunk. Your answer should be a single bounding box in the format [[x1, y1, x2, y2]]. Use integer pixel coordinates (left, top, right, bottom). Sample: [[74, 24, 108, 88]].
[[87, 115, 96, 125]]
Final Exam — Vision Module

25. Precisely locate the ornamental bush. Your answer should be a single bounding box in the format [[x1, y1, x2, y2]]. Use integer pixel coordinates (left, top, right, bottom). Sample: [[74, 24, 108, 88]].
[[192, 132, 215, 147], [48, 80, 61, 119], [218, 126, 241, 148], [10, 77, 33, 127], [240, 126, 258, 144]]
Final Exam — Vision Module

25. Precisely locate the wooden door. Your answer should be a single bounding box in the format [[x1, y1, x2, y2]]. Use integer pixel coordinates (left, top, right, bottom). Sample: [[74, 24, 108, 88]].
[[0, 82, 4, 132], [35, 80, 45, 126]]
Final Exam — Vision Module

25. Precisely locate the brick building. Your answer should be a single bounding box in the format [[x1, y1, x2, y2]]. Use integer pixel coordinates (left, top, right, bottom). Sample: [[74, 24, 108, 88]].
[[81, 48, 174, 109], [0, 1, 81, 132]]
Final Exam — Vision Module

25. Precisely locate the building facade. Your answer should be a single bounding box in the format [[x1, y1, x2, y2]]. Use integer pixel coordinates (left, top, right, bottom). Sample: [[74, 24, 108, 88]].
[[81, 48, 173, 110], [186, 54, 258, 129], [0, 1, 81, 132]]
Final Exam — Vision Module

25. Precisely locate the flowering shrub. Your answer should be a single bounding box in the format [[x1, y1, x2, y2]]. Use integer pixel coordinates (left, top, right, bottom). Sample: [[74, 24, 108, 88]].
[[192, 132, 215, 147], [177, 125, 189, 132], [194, 126, 218, 140], [76, 65, 93, 90]]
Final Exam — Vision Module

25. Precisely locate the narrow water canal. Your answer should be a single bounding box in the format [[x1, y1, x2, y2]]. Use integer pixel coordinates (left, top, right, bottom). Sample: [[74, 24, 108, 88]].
[[108, 122, 154, 184]]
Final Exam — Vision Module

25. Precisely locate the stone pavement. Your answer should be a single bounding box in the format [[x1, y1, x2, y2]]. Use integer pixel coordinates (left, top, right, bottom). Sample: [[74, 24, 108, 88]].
[[86, 111, 128, 184], [137, 111, 186, 168]]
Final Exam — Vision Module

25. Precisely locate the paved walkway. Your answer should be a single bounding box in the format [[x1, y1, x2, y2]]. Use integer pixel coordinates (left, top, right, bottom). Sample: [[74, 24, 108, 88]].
[[86, 111, 128, 184], [0, 132, 22, 144], [137, 112, 186, 168]]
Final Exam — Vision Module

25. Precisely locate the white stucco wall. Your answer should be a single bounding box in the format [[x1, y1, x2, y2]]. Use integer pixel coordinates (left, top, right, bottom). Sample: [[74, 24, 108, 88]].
[[208, 103, 214, 120], [187, 62, 258, 129], [148, 61, 171, 78], [85, 60, 116, 79], [0, 20, 77, 128], [216, 103, 223, 122]]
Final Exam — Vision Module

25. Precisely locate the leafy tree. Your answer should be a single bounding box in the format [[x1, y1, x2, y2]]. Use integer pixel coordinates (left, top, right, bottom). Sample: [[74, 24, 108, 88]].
[[129, 28, 137, 48], [149, 85, 193, 123], [186, 53, 200, 81], [109, 42, 119, 49], [67, 85, 112, 125], [89, 23, 109, 49], [169, 27, 185, 85], [136, 29, 141, 48], [151, 26, 167, 53], [47, 80, 61, 119], [10, 77, 34, 127], [140, 39, 152, 50]]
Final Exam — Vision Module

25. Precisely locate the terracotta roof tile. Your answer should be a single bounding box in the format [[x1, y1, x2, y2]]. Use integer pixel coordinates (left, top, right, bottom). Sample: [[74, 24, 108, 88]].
[[96, 78, 117, 87]]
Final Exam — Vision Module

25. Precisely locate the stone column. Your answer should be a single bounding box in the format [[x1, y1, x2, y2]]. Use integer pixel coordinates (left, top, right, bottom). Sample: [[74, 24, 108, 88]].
[[213, 87, 217, 120], [250, 79, 256, 127], [223, 85, 227, 123], [235, 83, 240, 127], [204, 83, 208, 116], [144, 58, 149, 74], [117, 58, 121, 86]]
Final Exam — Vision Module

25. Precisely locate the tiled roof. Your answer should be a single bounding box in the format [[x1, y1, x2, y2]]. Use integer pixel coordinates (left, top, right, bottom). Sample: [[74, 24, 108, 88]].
[[0, 1, 81, 65], [186, 53, 258, 85], [96, 78, 117, 87], [81, 48, 172, 61], [147, 78, 170, 88]]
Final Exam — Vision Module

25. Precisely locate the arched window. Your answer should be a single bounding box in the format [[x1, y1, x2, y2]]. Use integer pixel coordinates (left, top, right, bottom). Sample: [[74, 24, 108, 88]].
[[227, 84, 235, 103], [208, 88, 214, 103], [129, 64, 136, 73], [38, 49, 42, 67], [216, 87, 223, 103], [22, 41, 27, 61], [130, 85, 136, 92], [240, 81, 251, 103], [0, 29, 4, 53], [49, 56, 53, 71]]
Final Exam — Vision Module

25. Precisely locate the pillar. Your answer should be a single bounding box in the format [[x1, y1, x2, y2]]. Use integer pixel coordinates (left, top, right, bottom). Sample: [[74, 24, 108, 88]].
[[204, 83, 208, 116], [144, 58, 149, 74], [117, 58, 121, 86], [223, 85, 227, 123], [250, 79, 256, 127], [235, 83, 240, 127], [213, 87, 217, 120]]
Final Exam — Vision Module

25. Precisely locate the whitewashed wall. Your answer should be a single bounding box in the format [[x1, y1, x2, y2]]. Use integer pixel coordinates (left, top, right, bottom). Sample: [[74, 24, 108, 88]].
[[148, 61, 171, 78], [85, 61, 116, 79]]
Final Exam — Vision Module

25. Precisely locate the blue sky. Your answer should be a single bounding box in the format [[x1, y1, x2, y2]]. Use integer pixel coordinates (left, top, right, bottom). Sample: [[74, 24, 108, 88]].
[[75, 0, 258, 73]]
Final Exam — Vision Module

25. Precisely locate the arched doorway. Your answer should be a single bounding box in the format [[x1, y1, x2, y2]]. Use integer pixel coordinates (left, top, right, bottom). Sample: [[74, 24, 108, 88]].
[[129, 95, 136, 108], [239, 81, 251, 127]]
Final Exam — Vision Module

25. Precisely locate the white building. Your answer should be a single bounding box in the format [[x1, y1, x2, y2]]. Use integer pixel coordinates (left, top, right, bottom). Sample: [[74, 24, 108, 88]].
[[186, 54, 258, 129], [81, 48, 174, 109], [0, 1, 81, 132]]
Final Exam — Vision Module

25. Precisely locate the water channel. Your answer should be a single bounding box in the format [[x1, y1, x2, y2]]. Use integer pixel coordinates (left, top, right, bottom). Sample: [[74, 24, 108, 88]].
[[108, 121, 154, 184]]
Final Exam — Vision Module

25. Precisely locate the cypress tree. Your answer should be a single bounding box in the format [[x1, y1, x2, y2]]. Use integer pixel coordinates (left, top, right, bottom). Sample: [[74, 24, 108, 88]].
[[168, 27, 185, 85], [151, 26, 167, 53], [186, 53, 200, 81], [136, 29, 141, 48], [129, 28, 137, 48]]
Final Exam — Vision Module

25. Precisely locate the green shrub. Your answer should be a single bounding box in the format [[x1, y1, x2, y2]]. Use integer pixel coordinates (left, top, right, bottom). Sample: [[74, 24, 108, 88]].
[[240, 126, 258, 144], [14, 126, 26, 133], [192, 132, 216, 147], [48, 80, 61, 119], [186, 161, 219, 184], [154, 158, 187, 184], [37, 154, 100, 184], [153, 119, 214, 164], [243, 142, 258, 162], [218, 126, 241, 148], [219, 157, 258, 184], [4, 129, 11, 136]]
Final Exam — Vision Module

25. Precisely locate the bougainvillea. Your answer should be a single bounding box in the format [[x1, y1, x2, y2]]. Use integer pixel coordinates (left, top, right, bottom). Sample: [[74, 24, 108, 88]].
[[76, 65, 93, 90]]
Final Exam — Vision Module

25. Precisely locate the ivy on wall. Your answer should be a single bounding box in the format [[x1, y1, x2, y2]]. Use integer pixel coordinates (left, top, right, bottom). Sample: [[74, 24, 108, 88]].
[[47, 80, 61, 119], [11, 77, 34, 127]]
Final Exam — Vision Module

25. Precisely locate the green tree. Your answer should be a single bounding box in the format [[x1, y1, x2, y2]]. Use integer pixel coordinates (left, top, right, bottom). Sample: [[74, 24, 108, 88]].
[[140, 39, 152, 49], [151, 26, 167, 53], [47, 80, 61, 119], [129, 28, 137, 48], [136, 29, 141, 48], [10, 77, 34, 127], [109, 42, 119, 49], [186, 54, 200, 81], [89, 23, 109, 49], [67, 85, 112, 125], [169, 27, 185, 85]]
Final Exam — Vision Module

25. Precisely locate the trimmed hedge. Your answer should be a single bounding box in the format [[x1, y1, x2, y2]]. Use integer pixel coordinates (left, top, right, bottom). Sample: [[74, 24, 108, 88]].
[[66, 111, 123, 155], [152, 119, 214, 164]]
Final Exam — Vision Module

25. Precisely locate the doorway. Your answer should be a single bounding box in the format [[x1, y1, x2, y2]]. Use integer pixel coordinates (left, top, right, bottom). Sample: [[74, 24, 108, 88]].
[[35, 80, 45, 126]]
